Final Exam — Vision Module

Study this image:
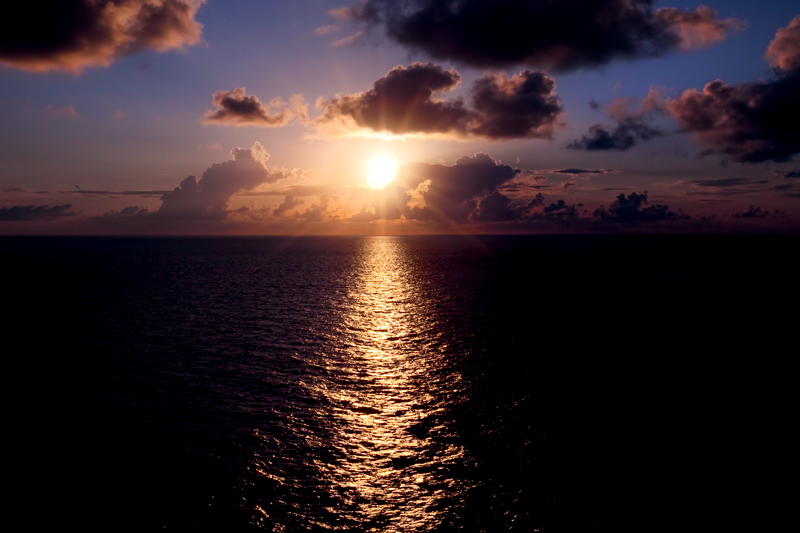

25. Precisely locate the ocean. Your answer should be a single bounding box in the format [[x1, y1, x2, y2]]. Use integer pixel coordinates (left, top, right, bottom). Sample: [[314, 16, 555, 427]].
[[4, 235, 794, 531]]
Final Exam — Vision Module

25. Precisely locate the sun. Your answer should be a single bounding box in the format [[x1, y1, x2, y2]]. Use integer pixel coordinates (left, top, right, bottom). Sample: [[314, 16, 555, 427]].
[[367, 156, 397, 189]]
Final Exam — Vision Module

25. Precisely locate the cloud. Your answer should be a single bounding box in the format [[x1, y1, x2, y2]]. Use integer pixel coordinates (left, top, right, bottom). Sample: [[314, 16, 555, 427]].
[[154, 143, 294, 220], [665, 18, 800, 163], [273, 195, 304, 217], [732, 206, 789, 219], [666, 74, 800, 163], [468, 70, 562, 140], [687, 178, 769, 188], [568, 119, 662, 151], [0, 205, 75, 221], [60, 189, 172, 197], [568, 88, 664, 151], [316, 63, 470, 137], [334, 30, 365, 47], [402, 153, 518, 221], [314, 24, 339, 36], [765, 16, 800, 73], [0, 0, 205, 73], [542, 200, 579, 218], [239, 185, 351, 197], [3, 187, 48, 194], [338, 0, 742, 71], [562, 181, 577, 189], [204, 88, 297, 127], [101, 144, 296, 223], [294, 195, 330, 221], [594, 192, 688, 224], [44, 105, 78, 117], [315, 63, 562, 139], [550, 168, 616, 176], [350, 152, 519, 222]]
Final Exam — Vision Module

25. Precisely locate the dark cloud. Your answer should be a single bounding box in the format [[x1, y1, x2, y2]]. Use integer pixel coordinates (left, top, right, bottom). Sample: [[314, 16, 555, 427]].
[[562, 181, 577, 189], [666, 74, 800, 163], [772, 170, 800, 179], [0, 0, 204, 73], [467, 70, 562, 140], [273, 195, 304, 217], [3, 187, 48, 194], [62, 189, 172, 197], [204, 88, 301, 127], [568, 89, 665, 151], [594, 192, 688, 224], [350, 153, 518, 222], [551, 168, 616, 176], [688, 178, 769, 188], [0, 205, 75, 221], [732, 206, 789, 219], [666, 18, 800, 164], [527, 193, 545, 207], [315, 63, 562, 139], [340, 1, 741, 71], [316, 63, 470, 137], [765, 16, 800, 73], [543, 200, 578, 216], [402, 153, 518, 221], [567, 118, 663, 151]]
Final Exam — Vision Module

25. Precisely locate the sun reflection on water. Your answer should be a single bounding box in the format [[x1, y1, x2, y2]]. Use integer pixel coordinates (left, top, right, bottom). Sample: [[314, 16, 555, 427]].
[[306, 237, 468, 530]]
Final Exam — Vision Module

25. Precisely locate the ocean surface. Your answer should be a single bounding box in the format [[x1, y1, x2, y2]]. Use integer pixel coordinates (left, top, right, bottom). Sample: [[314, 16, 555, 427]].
[[4, 235, 794, 532]]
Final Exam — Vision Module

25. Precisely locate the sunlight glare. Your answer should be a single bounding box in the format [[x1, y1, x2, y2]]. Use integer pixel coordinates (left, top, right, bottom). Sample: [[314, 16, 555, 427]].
[[367, 156, 397, 189]]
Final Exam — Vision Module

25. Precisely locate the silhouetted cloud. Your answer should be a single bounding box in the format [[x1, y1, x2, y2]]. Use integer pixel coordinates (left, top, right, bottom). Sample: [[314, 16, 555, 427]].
[[204, 88, 296, 127], [0, 0, 204, 73], [350, 152, 519, 222], [3, 187, 48, 194], [315, 63, 562, 139], [467, 70, 562, 140], [273, 195, 304, 217], [62, 189, 172, 197], [732, 205, 789, 219], [687, 178, 769, 188], [402, 153, 518, 220], [316, 63, 470, 137], [594, 192, 688, 224], [0, 205, 75, 221], [666, 75, 800, 163], [551, 168, 616, 176], [568, 89, 664, 151], [337, 0, 742, 71], [568, 119, 663, 151], [562, 181, 577, 189], [765, 16, 800, 73], [665, 18, 800, 163]]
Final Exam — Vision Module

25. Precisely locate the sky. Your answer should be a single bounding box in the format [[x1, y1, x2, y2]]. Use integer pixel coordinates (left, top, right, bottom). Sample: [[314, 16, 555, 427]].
[[0, 0, 798, 234]]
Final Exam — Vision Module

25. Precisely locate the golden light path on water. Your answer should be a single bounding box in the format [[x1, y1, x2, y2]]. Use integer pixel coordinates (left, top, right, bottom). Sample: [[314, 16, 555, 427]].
[[309, 237, 468, 530]]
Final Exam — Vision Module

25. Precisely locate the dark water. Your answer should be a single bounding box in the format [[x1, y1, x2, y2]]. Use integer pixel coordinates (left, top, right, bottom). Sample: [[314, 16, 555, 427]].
[[4, 236, 794, 531]]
